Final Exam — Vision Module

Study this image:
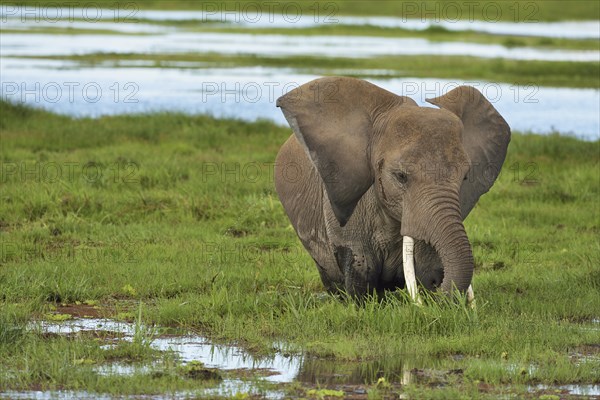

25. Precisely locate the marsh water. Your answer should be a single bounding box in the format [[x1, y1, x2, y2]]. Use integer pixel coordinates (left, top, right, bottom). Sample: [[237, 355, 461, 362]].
[[3, 30, 599, 61], [1, 58, 599, 139], [3, 317, 412, 399], [1, 8, 599, 139], [2, 317, 599, 399]]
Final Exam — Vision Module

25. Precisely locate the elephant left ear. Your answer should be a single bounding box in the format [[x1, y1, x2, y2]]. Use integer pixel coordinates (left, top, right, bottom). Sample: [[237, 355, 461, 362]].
[[426, 86, 511, 219]]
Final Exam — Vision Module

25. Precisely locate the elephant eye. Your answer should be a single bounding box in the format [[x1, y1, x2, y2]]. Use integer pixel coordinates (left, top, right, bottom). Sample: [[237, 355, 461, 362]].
[[394, 171, 408, 184]]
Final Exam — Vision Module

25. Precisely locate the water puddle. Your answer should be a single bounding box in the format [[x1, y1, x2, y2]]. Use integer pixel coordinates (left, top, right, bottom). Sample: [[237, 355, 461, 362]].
[[4, 315, 425, 399], [12, 317, 292, 399], [3, 315, 599, 399], [2, 315, 429, 399], [36, 317, 301, 383], [529, 384, 600, 397]]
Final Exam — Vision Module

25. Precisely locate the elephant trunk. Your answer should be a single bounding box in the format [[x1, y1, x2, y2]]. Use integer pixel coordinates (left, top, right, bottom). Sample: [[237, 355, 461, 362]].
[[429, 214, 474, 293], [402, 188, 474, 294]]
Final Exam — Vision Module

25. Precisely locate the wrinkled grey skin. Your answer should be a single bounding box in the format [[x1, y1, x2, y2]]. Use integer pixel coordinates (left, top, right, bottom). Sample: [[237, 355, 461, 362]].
[[274, 77, 510, 298]]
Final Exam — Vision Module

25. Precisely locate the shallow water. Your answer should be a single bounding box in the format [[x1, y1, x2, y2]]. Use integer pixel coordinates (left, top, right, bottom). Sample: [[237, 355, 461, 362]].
[[530, 384, 600, 396], [2, 8, 599, 63], [1, 58, 598, 139], [3, 317, 600, 399], [38, 318, 300, 383], [4, 317, 410, 399]]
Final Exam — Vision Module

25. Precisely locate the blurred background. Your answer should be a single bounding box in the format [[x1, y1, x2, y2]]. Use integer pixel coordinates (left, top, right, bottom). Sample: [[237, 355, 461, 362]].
[[1, 0, 599, 139]]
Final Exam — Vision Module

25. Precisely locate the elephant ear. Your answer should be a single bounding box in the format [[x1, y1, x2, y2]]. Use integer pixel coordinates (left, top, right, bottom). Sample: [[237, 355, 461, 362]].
[[277, 76, 417, 226], [426, 86, 511, 219]]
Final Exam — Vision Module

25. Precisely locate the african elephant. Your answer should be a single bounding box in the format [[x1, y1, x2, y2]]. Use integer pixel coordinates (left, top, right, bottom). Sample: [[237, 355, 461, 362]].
[[274, 77, 510, 300]]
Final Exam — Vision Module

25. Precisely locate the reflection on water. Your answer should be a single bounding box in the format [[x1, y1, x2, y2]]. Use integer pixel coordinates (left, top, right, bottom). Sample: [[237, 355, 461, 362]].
[[297, 356, 415, 385], [2, 318, 416, 399], [530, 384, 600, 396], [36, 318, 300, 383], [1, 59, 598, 139], [19, 318, 290, 399]]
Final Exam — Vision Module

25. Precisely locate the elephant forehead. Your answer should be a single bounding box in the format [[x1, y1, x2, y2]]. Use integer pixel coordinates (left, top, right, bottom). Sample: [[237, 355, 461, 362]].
[[380, 109, 469, 167], [392, 107, 463, 138]]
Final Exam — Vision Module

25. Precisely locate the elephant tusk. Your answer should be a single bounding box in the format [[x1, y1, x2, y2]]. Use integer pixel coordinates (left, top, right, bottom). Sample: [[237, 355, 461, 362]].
[[402, 236, 422, 305], [401, 367, 413, 386], [467, 284, 476, 309]]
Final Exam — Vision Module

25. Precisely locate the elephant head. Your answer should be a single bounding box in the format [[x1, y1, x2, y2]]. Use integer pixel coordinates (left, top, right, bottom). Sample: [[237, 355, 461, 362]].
[[276, 77, 510, 294]]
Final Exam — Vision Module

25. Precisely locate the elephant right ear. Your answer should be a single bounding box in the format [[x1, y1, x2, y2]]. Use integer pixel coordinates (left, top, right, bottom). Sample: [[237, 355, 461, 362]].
[[426, 86, 511, 219], [277, 77, 416, 227]]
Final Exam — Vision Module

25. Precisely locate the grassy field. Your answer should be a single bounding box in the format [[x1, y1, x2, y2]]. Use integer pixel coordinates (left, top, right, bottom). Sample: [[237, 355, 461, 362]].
[[0, 100, 599, 398], [2, 0, 599, 21]]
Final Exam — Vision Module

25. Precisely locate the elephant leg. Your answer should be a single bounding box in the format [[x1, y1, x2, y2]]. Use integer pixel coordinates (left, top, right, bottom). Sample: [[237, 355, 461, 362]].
[[403, 236, 422, 305]]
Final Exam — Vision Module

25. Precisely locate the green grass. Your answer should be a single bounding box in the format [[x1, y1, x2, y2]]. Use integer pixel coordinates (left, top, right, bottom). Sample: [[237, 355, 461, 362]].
[[23, 52, 600, 88], [2, 0, 599, 21], [0, 101, 599, 397]]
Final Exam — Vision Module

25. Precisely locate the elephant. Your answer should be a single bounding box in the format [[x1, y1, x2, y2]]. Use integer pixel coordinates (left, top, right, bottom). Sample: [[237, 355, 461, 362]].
[[274, 77, 510, 301]]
